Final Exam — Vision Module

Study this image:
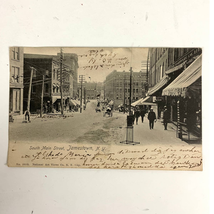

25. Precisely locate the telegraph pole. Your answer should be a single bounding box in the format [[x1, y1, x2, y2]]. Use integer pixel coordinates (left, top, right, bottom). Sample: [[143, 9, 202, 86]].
[[27, 67, 34, 112], [40, 75, 45, 117], [60, 48, 64, 115], [129, 67, 133, 115], [79, 75, 85, 113], [123, 71, 126, 114]]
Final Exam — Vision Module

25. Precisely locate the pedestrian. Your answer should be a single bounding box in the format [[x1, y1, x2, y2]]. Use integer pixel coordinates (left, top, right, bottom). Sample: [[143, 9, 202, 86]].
[[163, 106, 170, 130], [148, 108, 156, 129], [134, 107, 140, 125], [140, 107, 146, 123], [24, 109, 31, 122]]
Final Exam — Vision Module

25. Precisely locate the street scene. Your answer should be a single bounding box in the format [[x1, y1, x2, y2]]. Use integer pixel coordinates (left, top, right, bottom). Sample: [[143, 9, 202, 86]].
[[9, 47, 202, 147]]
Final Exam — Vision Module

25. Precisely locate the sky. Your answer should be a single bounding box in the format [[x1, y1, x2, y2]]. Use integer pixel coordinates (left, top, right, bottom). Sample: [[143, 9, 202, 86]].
[[24, 47, 148, 82]]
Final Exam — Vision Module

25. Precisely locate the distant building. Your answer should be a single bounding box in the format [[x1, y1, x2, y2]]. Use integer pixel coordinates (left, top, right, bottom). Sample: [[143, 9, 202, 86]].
[[78, 82, 103, 100], [9, 47, 24, 114], [24, 53, 78, 113], [104, 70, 147, 106]]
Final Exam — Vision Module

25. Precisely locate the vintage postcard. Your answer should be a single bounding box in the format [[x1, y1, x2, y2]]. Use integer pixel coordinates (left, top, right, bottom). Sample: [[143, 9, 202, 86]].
[[7, 47, 202, 170]]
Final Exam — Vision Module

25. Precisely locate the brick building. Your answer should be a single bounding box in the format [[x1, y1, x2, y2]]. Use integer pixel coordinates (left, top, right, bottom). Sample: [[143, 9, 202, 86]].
[[9, 47, 24, 114], [24, 53, 78, 113], [104, 70, 147, 107], [57, 53, 79, 98], [77, 82, 103, 100]]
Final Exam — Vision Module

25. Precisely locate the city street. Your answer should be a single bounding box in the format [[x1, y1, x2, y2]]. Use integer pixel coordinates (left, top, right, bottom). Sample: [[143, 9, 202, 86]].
[[9, 100, 200, 147]]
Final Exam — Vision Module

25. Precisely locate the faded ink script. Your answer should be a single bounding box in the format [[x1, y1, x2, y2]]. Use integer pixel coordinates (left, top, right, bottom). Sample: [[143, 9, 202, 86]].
[[78, 49, 130, 70], [8, 143, 202, 171]]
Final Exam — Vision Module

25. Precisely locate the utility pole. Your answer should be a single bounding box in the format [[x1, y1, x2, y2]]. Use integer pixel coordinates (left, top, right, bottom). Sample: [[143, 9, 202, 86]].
[[123, 71, 126, 114], [129, 67, 133, 115], [27, 67, 34, 112], [79, 75, 85, 113], [146, 51, 150, 92], [40, 75, 45, 117], [60, 48, 64, 115], [84, 86, 86, 109]]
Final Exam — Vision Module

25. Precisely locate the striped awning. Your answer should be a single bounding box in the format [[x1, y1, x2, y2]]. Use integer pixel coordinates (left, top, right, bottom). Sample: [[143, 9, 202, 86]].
[[131, 96, 154, 106], [165, 61, 186, 75], [162, 54, 202, 97], [147, 75, 170, 96], [70, 100, 77, 106]]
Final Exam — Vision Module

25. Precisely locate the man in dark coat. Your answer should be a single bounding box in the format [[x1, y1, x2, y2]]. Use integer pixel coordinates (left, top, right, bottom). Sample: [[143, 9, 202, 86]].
[[134, 107, 140, 125], [148, 108, 156, 129], [140, 107, 146, 123], [163, 106, 170, 130]]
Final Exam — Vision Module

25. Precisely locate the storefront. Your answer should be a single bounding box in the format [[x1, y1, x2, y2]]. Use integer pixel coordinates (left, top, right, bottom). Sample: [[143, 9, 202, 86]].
[[162, 54, 202, 136], [147, 75, 170, 118]]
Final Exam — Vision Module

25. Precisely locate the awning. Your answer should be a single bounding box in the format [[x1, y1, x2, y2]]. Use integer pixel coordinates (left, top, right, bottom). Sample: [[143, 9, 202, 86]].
[[147, 75, 170, 96], [162, 54, 202, 97], [165, 61, 186, 75], [73, 100, 80, 105], [131, 96, 153, 106], [52, 96, 61, 103], [70, 100, 77, 106]]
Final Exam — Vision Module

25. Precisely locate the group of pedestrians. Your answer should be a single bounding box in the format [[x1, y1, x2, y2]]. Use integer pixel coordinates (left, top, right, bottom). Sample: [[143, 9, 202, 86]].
[[133, 106, 170, 130]]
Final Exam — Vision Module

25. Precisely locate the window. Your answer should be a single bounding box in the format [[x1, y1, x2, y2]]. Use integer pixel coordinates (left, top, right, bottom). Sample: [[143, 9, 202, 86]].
[[136, 89, 138, 93], [136, 82, 138, 86], [11, 66, 20, 83], [11, 47, 19, 60], [128, 89, 130, 92], [133, 89, 135, 93]]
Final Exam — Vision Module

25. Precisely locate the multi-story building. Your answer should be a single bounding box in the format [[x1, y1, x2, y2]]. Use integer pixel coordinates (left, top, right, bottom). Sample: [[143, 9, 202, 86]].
[[104, 70, 147, 107], [9, 47, 24, 114], [57, 53, 79, 98], [147, 48, 202, 137], [77, 82, 103, 100], [24, 53, 78, 113]]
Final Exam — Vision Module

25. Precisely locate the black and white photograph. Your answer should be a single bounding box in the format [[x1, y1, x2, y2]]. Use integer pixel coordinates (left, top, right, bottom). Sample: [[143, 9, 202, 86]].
[[8, 47, 202, 170], [0, 1, 211, 213]]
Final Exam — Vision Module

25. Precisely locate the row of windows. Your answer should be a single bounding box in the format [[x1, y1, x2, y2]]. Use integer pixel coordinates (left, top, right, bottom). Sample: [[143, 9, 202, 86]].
[[115, 96, 139, 100]]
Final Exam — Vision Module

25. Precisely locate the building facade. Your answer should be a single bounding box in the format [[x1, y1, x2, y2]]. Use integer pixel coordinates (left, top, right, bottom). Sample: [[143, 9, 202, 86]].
[[104, 70, 147, 107], [9, 47, 24, 114], [77, 82, 103, 100], [57, 53, 79, 98], [147, 48, 202, 136], [24, 53, 78, 113]]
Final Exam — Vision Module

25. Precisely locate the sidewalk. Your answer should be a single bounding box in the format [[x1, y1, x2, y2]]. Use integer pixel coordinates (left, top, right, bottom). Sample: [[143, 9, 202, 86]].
[[131, 118, 200, 146]]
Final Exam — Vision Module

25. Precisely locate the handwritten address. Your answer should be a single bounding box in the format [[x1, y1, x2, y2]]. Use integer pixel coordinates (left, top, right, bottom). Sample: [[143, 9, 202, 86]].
[[8, 143, 202, 171]]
